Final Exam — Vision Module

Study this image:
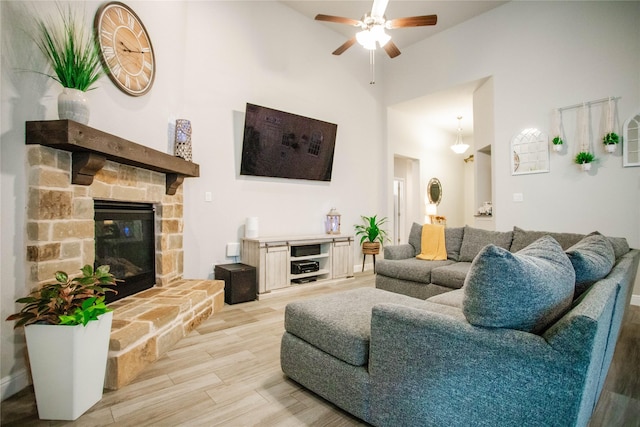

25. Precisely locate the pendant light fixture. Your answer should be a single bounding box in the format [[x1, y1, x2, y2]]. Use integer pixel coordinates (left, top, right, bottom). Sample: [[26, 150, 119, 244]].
[[451, 116, 469, 154]]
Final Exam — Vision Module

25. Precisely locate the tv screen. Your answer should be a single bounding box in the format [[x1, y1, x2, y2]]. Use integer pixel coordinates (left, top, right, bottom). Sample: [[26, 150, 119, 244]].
[[240, 103, 338, 181]]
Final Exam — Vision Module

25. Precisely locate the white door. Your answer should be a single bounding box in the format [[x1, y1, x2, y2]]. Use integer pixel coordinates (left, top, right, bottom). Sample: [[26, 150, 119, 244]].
[[393, 179, 406, 245]]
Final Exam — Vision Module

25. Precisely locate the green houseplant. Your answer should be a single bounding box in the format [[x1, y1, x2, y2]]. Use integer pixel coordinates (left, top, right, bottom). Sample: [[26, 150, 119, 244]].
[[6, 265, 117, 421], [354, 215, 389, 260], [603, 132, 619, 153], [552, 136, 563, 152], [575, 151, 596, 171], [34, 5, 103, 124]]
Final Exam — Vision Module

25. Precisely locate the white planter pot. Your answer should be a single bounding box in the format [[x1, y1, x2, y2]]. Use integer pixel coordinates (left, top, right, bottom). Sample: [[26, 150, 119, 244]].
[[552, 144, 562, 152], [24, 311, 112, 420], [581, 163, 592, 171], [605, 144, 616, 153], [58, 87, 90, 124]]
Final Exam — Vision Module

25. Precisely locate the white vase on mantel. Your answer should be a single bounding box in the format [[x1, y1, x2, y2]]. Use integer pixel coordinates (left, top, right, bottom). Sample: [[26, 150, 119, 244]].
[[58, 87, 90, 125], [605, 144, 616, 153]]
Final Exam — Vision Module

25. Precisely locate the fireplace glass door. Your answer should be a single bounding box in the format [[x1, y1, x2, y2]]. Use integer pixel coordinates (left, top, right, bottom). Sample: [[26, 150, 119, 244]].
[[94, 201, 156, 303]]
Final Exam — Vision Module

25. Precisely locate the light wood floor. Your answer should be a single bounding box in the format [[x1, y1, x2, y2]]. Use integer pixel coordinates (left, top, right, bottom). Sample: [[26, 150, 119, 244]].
[[2, 272, 639, 426]]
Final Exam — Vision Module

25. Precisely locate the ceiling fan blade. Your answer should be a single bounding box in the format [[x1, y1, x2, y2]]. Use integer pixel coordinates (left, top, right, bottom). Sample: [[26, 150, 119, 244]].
[[332, 37, 357, 55], [371, 0, 390, 18], [387, 14, 438, 29], [315, 14, 361, 27], [383, 40, 401, 58]]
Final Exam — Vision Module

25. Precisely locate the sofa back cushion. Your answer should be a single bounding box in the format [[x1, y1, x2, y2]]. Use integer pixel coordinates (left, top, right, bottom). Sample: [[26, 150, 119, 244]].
[[566, 234, 616, 296], [463, 236, 575, 333], [408, 223, 464, 261], [459, 226, 513, 262], [510, 226, 585, 252]]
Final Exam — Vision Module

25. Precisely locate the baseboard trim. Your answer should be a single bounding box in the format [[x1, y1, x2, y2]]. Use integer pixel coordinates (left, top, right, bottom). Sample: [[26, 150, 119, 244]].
[[1, 369, 29, 401], [631, 294, 640, 306]]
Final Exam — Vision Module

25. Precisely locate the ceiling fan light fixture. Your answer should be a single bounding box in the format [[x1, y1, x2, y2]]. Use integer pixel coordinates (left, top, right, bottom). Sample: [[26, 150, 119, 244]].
[[451, 116, 469, 154], [356, 29, 377, 50], [371, 25, 390, 47]]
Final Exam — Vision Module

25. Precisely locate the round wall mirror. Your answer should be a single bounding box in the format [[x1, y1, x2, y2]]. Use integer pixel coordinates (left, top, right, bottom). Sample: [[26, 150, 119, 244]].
[[427, 178, 442, 205]]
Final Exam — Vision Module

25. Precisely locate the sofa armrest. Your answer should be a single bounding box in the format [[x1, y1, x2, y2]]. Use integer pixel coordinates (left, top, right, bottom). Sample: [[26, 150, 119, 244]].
[[368, 303, 584, 427], [383, 244, 414, 260]]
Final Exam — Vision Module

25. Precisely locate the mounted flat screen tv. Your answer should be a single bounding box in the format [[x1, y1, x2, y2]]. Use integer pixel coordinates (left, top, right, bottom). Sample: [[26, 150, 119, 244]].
[[240, 103, 338, 181]]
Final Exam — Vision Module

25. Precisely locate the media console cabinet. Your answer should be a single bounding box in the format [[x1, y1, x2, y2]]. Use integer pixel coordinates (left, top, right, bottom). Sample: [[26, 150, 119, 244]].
[[241, 235, 354, 296]]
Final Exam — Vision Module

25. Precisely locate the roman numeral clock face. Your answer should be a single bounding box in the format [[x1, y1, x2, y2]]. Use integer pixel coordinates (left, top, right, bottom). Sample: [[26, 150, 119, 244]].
[[95, 2, 155, 96]]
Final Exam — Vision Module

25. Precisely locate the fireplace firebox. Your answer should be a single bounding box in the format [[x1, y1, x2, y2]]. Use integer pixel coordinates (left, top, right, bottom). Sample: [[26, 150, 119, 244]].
[[94, 201, 156, 303]]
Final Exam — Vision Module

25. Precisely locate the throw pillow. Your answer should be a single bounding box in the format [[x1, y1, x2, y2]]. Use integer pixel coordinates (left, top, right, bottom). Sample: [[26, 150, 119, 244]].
[[566, 234, 615, 296], [463, 236, 575, 333], [510, 226, 585, 252], [408, 222, 423, 256], [459, 226, 513, 262], [445, 227, 464, 261]]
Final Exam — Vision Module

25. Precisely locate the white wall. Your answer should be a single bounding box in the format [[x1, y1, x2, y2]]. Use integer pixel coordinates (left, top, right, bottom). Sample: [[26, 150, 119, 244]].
[[0, 0, 386, 399], [387, 108, 467, 227], [385, 1, 640, 247]]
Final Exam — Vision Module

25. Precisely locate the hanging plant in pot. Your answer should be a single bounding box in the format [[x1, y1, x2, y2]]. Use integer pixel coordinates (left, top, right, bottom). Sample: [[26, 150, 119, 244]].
[[575, 151, 596, 171], [552, 136, 564, 152], [354, 215, 389, 255], [34, 5, 103, 124], [6, 265, 117, 421], [603, 132, 619, 153]]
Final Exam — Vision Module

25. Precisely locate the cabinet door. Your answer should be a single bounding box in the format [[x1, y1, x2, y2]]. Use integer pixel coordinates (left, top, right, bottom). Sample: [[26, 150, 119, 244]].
[[332, 240, 353, 279], [265, 245, 289, 291]]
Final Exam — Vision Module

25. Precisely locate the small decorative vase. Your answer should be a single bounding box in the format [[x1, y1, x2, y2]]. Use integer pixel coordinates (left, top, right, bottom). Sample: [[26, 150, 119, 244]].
[[58, 88, 90, 124], [581, 163, 592, 171], [605, 144, 616, 153], [174, 119, 193, 161]]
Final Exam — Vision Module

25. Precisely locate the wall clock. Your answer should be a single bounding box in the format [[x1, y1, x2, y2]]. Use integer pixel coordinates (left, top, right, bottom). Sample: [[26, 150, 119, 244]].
[[94, 2, 155, 96]]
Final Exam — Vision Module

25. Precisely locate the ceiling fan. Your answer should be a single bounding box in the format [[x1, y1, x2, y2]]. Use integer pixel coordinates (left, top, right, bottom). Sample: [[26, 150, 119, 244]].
[[315, 0, 437, 59]]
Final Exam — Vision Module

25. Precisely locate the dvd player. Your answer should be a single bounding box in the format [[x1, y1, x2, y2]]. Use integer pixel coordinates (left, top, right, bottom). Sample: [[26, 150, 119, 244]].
[[291, 260, 320, 274]]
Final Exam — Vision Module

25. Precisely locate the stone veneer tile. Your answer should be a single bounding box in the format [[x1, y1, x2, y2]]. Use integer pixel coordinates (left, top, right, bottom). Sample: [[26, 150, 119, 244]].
[[26, 243, 60, 262], [193, 280, 225, 296], [51, 220, 94, 240], [31, 259, 82, 283], [94, 168, 118, 184], [135, 288, 166, 298], [185, 305, 213, 334], [29, 168, 70, 189], [73, 198, 93, 220], [110, 321, 152, 351], [156, 324, 185, 357], [28, 189, 73, 220], [27, 222, 50, 241], [111, 185, 146, 201], [60, 241, 82, 259], [136, 305, 180, 330], [105, 338, 157, 390], [27, 146, 57, 167]]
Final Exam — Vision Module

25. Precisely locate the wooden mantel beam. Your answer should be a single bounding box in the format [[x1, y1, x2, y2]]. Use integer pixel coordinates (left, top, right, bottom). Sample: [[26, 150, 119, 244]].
[[26, 120, 199, 195]]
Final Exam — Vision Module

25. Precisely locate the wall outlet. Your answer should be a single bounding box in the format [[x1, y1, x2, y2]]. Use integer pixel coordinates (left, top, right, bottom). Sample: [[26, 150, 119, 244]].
[[205, 191, 212, 202], [513, 193, 524, 202]]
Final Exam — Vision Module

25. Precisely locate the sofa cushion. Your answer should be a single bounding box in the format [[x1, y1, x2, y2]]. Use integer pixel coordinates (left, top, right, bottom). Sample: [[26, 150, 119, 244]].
[[376, 258, 453, 285], [430, 262, 472, 289], [604, 236, 630, 259], [427, 288, 465, 308], [566, 234, 616, 296], [284, 288, 433, 366], [463, 236, 575, 333], [510, 226, 585, 252], [409, 223, 465, 261], [459, 226, 513, 262]]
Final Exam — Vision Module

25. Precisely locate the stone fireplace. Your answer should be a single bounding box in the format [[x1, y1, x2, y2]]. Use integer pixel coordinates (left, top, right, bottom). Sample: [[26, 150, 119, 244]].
[[25, 120, 225, 389]]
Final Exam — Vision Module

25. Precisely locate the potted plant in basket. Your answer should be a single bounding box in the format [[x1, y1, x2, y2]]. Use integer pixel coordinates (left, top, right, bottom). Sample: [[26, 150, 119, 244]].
[[6, 265, 117, 421], [575, 151, 596, 171], [354, 215, 389, 256], [34, 5, 103, 124], [603, 132, 620, 153]]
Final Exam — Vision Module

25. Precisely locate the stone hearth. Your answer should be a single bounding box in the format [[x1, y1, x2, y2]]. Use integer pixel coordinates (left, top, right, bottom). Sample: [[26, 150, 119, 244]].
[[106, 278, 224, 389], [24, 123, 223, 390]]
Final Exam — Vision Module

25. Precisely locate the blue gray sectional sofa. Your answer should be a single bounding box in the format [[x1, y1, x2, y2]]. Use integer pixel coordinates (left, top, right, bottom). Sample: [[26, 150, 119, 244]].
[[280, 225, 640, 426]]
